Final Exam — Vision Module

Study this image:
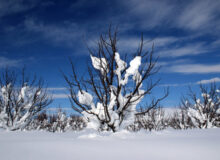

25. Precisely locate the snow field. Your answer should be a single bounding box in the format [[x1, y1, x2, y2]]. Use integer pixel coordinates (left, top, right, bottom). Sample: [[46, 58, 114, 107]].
[[0, 128, 219, 160]]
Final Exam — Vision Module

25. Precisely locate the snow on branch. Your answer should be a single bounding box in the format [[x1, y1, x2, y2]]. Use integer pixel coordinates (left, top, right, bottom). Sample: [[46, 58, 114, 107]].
[[91, 55, 108, 75]]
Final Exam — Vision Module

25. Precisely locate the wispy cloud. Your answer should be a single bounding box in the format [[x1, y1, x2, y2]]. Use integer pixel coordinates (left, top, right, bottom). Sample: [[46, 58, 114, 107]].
[[48, 87, 67, 91], [52, 93, 69, 99], [166, 63, 220, 74], [120, 0, 220, 37], [47, 107, 73, 113], [158, 59, 194, 68], [48, 87, 69, 99], [176, 0, 220, 31], [159, 83, 190, 87], [158, 43, 208, 57], [0, 0, 39, 18], [197, 77, 220, 84], [24, 18, 84, 47], [112, 36, 179, 53], [115, 36, 219, 59], [122, 0, 175, 29], [160, 77, 220, 87], [2, 0, 220, 55], [211, 39, 220, 49], [0, 57, 22, 68]]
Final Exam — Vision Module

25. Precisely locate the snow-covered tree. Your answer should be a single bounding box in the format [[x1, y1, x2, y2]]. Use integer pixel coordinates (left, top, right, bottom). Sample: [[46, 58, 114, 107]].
[[64, 27, 168, 132], [0, 68, 52, 131], [168, 108, 194, 130], [49, 109, 70, 132], [128, 107, 168, 131], [67, 115, 86, 131], [138, 107, 167, 131], [182, 84, 220, 129], [26, 111, 50, 131]]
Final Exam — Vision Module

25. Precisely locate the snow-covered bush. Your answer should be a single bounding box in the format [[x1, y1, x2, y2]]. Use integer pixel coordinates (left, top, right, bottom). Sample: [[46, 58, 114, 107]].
[[128, 107, 168, 131], [168, 108, 194, 130], [64, 28, 167, 132], [68, 115, 86, 131], [49, 109, 69, 132], [26, 109, 86, 132], [182, 84, 220, 129], [26, 111, 50, 130], [0, 68, 52, 131]]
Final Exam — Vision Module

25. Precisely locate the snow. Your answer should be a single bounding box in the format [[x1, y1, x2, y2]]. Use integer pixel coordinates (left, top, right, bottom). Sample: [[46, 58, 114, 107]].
[[0, 129, 219, 160], [115, 52, 127, 71], [78, 90, 93, 106], [115, 52, 127, 83], [126, 56, 141, 75], [120, 55, 142, 85], [90, 55, 108, 74]]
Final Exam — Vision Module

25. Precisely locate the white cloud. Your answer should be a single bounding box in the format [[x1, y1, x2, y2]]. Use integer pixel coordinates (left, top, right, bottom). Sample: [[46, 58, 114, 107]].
[[152, 37, 178, 47], [122, 0, 175, 29], [0, 0, 39, 18], [113, 36, 179, 53], [115, 36, 215, 59], [159, 83, 187, 87], [211, 39, 220, 49], [158, 43, 207, 57], [0, 57, 22, 68], [166, 64, 220, 74], [47, 87, 67, 91], [24, 18, 84, 47], [52, 93, 69, 99], [47, 107, 72, 112], [158, 59, 194, 69], [120, 0, 220, 36], [160, 77, 220, 87], [196, 77, 220, 84], [117, 37, 142, 52], [177, 0, 220, 31], [48, 88, 69, 99]]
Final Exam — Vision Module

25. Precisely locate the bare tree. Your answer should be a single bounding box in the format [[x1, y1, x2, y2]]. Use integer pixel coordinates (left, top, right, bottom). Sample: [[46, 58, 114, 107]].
[[0, 68, 52, 131], [63, 27, 168, 132], [181, 83, 220, 129]]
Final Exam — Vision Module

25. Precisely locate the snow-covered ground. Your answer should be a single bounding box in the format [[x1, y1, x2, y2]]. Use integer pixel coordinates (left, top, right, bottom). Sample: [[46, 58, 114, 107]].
[[0, 128, 219, 160]]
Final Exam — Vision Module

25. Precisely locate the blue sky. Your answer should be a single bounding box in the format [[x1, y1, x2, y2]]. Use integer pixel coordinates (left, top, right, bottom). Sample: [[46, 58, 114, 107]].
[[0, 0, 220, 112]]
